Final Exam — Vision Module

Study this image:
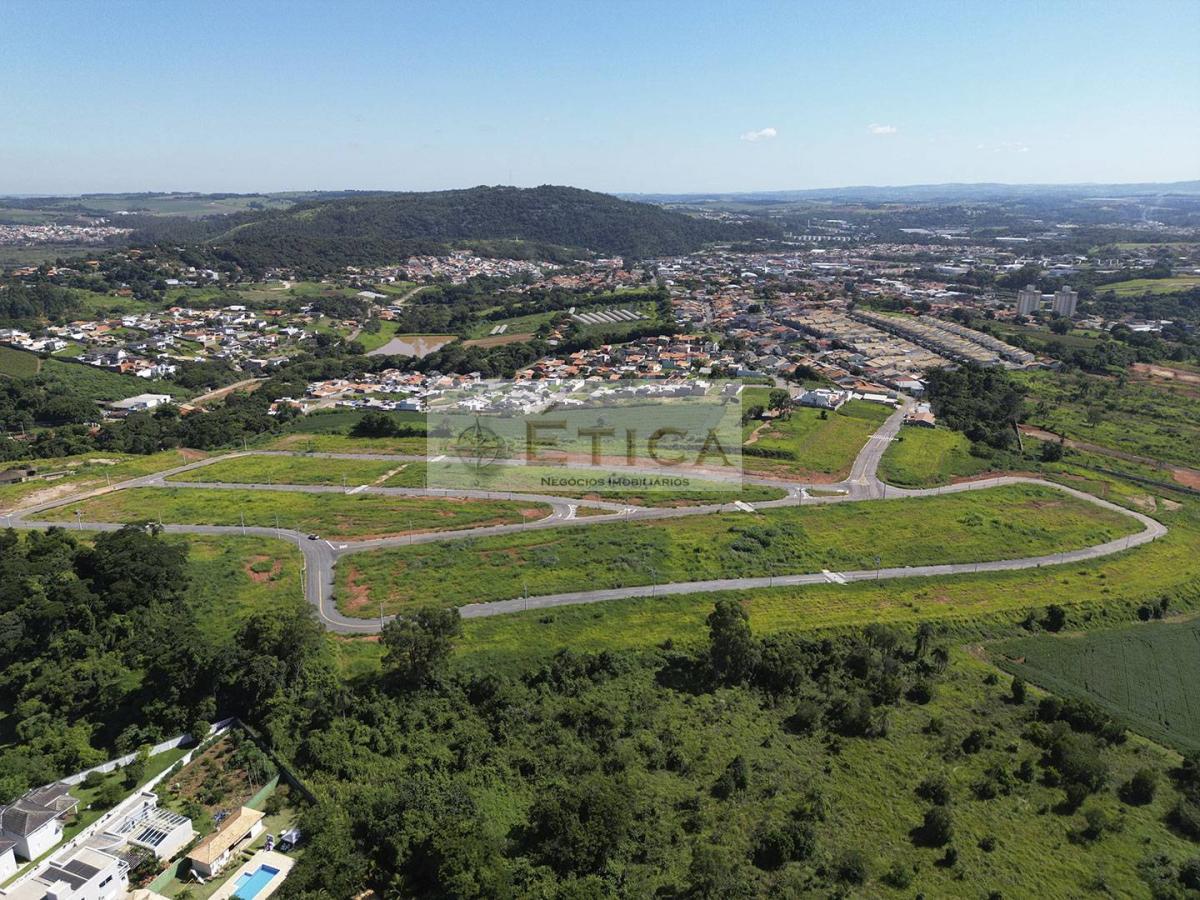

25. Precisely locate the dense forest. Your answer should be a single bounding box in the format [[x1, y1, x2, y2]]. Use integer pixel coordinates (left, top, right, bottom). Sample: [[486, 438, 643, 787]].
[[0, 526, 334, 803], [200, 186, 777, 270], [924, 364, 1026, 450]]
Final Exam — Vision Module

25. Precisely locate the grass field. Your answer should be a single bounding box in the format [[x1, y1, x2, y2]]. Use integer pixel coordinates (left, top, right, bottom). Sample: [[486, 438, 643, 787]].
[[879, 427, 993, 487], [1103, 275, 1200, 296], [334, 483, 1141, 614], [327, 492, 1200, 679], [170, 454, 788, 505], [37, 487, 551, 538], [0, 450, 200, 514], [1019, 370, 1200, 470], [743, 399, 892, 478], [184, 534, 305, 642], [0, 345, 42, 377], [992, 618, 1200, 754]]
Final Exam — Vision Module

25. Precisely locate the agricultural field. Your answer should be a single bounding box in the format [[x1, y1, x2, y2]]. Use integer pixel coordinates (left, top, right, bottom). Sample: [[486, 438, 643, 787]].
[[0, 449, 200, 514], [36, 487, 551, 538], [879, 427, 994, 487], [1019, 370, 1200, 470], [743, 400, 893, 478], [991, 618, 1200, 754], [1102, 275, 1200, 296], [40, 355, 190, 400], [0, 345, 42, 377], [334, 483, 1141, 614]]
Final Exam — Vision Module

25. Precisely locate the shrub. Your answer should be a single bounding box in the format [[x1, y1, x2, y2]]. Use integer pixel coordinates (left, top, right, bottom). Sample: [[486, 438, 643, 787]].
[[834, 848, 870, 884], [916, 773, 951, 806], [1010, 677, 1027, 705], [1119, 768, 1157, 806], [918, 806, 954, 847]]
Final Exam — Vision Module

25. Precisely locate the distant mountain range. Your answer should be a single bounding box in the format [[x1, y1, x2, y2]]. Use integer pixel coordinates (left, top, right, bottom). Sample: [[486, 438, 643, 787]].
[[621, 180, 1200, 204]]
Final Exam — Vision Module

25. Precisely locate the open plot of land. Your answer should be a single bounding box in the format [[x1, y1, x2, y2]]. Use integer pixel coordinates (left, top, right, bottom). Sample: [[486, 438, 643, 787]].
[[185, 535, 305, 642], [742, 400, 893, 478], [1103, 275, 1200, 296], [335, 484, 1141, 614], [259, 431, 430, 455], [336, 492, 1197, 674], [38, 487, 550, 539], [1019, 370, 1200, 470], [879, 426, 993, 487], [991, 618, 1200, 753], [0, 449, 202, 514], [171, 454, 401, 487], [171, 454, 785, 505]]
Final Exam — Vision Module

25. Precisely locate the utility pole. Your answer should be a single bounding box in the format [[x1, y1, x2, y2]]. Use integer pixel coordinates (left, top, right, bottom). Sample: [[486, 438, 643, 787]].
[[240, 511, 246, 536], [875, 555, 881, 580], [75, 509, 82, 531], [379, 602, 385, 630]]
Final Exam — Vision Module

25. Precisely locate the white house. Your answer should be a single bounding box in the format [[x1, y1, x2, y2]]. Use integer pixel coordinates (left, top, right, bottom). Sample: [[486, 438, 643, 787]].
[[0, 840, 17, 881], [2, 844, 126, 900], [0, 784, 77, 861]]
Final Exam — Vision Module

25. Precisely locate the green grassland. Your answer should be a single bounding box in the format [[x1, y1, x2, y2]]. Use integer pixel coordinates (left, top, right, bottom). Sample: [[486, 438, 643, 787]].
[[1019, 370, 1200, 469], [184, 534, 305, 642], [335, 484, 1140, 614], [992, 618, 1200, 754], [464, 308, 563, 339], [170, 454, 402, 487], [170, 454, 787, 505], [37, 487, 550, 538], [879, 426, 994, 487], [743, 400, 892, 478], [1103, 275, 1200, 296], [0, 345, 42, 377], [259, 430, 430, 455], [0, 450, 200, 514], [45, 357, 190, 399]]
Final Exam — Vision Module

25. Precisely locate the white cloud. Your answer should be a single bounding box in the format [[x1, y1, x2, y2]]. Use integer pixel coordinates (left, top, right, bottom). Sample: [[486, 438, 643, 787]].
[[740, 127, 777, 143], [867, 123, 898, 135]]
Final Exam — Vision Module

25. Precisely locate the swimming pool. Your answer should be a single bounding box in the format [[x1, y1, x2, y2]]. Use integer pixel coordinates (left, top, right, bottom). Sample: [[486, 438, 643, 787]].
[[232, 864, 280, 899]]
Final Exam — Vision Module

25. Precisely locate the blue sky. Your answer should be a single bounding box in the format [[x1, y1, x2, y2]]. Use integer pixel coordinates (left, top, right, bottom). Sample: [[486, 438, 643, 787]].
[[2, 0, 1197, 194]]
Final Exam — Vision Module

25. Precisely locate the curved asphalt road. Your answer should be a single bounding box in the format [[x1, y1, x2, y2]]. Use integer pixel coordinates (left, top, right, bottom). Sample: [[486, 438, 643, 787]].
[[8, 400, 1168, 632]]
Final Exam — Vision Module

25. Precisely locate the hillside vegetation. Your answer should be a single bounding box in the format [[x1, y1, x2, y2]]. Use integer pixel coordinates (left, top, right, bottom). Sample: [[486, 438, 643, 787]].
[[205, 185, 775, 269]]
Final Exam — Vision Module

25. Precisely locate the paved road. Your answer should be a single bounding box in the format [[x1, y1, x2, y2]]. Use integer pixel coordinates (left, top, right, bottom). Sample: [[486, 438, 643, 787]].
[[7, 403, 1168, 633]]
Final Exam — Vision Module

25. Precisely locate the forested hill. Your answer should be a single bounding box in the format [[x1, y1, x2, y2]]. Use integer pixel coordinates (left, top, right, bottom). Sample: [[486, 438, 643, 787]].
[[200, 185, 776, 269]]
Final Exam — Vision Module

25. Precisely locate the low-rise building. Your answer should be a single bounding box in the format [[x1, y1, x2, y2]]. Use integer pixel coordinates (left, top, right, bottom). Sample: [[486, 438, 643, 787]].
[[186, 807, 265, 879]]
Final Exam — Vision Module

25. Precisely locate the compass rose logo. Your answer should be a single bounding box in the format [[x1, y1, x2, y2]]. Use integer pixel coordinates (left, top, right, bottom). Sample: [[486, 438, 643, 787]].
[[448, 417, 506, 472]]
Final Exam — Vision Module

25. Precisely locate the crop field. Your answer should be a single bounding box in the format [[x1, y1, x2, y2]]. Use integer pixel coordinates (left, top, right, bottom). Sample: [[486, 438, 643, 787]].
[[0, 345, 42, 377], [1019, 370, 1200, 470], [0, 450, 200, 514], [1102, 275, 1200, 296], [36, 487, 550, 539], [991, 618, 1200, 753], [334, 483, 1141, 614], [879, 427, 993, 487], [743, 400, 892, 478]]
